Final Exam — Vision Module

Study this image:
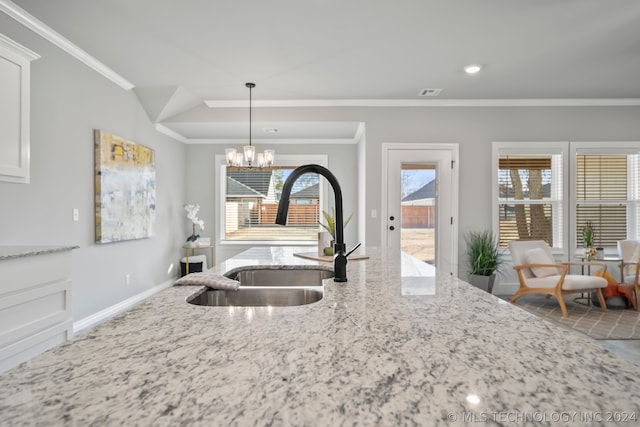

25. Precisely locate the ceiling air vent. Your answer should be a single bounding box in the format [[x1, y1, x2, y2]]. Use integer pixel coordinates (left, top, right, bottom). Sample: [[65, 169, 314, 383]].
[[419, 88, 442, 97]]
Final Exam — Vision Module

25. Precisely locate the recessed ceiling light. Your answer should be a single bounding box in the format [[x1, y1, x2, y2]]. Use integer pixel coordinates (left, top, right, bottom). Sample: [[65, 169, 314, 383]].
[[263, 128, 279, 133], [464, 64, 482, 74]]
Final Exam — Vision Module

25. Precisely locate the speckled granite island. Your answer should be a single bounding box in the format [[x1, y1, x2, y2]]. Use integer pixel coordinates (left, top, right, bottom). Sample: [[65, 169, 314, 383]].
[[0, 245, 77, 261], [1, 246, 640, 426]]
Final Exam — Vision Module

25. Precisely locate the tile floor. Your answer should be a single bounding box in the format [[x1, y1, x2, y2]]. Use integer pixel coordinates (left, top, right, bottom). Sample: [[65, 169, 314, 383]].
[[597, 340, 640, 365], [496, 295, 640, 365]]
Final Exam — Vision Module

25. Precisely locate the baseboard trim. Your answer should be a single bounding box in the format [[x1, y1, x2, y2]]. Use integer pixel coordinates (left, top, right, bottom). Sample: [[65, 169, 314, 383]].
[[73, 280, 174, 335]]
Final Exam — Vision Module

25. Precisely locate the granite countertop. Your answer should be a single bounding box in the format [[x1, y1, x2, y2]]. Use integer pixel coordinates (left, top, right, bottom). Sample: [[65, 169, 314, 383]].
[[0, 245, 78, 260], [1, 246, 640, 426]]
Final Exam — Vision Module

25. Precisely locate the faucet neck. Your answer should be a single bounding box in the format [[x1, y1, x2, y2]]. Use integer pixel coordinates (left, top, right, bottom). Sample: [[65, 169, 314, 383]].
[[275, 164, 348, 281], [276, 164, 345, 251]]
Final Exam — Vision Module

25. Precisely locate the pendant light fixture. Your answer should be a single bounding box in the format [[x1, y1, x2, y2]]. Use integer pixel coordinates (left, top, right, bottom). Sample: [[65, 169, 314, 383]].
[[225, 83, 275, 168]]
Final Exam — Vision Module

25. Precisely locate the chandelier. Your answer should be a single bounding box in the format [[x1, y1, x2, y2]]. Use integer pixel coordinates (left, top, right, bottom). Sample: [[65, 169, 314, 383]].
[[225, 83, 275, 168]]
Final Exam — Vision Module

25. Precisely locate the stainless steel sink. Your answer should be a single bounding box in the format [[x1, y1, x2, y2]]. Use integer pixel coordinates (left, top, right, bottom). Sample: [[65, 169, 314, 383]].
[[227, 267, 333, 286], [186, 266, 332, 307], [187, 287, 323, 307]]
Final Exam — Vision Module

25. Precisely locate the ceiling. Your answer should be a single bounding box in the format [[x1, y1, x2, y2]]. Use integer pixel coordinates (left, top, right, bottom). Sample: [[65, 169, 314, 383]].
[[6, 0, 640, 142]]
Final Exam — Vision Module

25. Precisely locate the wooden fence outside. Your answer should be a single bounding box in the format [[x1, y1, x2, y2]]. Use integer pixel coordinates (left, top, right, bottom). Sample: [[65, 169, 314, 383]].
[[402, 206, 435, 228], [255, 203, 319, 226]]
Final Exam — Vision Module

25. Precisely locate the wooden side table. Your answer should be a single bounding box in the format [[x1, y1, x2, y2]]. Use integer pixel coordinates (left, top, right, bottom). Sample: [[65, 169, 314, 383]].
[[182, 245, 214, 275]]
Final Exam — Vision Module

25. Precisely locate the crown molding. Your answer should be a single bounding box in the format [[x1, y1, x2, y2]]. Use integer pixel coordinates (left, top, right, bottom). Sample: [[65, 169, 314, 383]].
[[154, 124, 189, 143], [0, 0, 134, 90], [182, 138, 357, 145], [205, 98, 640, 108], [0, 32, 39, 60], [156, 123, 358, 145]]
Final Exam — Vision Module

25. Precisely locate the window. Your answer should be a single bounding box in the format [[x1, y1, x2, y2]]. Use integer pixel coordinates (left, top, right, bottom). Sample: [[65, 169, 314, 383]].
[[495, 148, 564, 248], [574, 149, 640, 248], [494, 142, 640, 255], [218, 155, 327, 243]]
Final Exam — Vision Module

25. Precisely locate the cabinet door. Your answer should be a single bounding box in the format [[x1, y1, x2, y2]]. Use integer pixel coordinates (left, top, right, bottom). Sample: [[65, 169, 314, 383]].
[[0, 34, 39, 184]]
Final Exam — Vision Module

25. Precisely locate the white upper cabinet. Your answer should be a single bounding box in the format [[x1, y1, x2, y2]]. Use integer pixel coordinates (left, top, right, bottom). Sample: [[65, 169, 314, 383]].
[[0, 33, 39, 184]]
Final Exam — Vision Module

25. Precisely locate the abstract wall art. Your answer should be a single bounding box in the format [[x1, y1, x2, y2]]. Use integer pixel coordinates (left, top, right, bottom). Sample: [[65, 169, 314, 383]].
[[94, 129, 156, 243]]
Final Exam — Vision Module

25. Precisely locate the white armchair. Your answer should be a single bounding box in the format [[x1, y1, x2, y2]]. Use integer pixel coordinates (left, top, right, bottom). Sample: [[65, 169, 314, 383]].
[[617, 239, 640, 309], [508, 240, 608, 318]]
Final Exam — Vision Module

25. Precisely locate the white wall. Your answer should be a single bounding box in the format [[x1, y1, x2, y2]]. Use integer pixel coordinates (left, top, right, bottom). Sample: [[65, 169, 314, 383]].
[[0, 16, 186, 321]]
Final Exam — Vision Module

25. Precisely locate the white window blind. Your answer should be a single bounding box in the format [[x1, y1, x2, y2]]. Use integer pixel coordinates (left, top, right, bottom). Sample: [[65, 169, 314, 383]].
[[575, 154, 629, 247], [498, 154, 562, 248]]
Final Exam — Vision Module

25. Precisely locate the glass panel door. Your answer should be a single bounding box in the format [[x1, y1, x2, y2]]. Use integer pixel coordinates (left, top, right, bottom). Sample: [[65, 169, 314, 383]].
[[401, 164, 436, 264], [386, 148, 454, 276]]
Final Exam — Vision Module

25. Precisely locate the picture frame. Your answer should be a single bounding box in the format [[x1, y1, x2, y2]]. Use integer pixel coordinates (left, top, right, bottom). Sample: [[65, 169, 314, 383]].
[[94, 129, 156, 243]]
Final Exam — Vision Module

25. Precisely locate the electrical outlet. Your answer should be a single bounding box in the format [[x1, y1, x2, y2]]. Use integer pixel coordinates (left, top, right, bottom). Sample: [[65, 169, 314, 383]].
[[72, 208, 79, 221], [125, 274, 131, 285]]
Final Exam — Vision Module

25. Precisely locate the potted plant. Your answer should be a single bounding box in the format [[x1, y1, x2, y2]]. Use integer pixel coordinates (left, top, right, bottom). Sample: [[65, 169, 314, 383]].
[[582, 221, 597, 257], [465, 230, 502, 293], [319, 208, 353, 256]]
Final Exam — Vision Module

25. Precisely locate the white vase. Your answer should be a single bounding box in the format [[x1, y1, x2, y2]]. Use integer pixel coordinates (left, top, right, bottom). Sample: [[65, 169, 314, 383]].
[[318, 231, 331, 256]]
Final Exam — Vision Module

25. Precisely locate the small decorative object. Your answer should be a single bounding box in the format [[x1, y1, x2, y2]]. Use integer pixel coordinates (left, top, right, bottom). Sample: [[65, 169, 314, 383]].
[[465, 230, 503, 293], [582, 221, 595, 256], [595, 247, 605, 259], [184, 204, 205, 245], [319, 208, 353, 257], [318, 231, 332, 256]]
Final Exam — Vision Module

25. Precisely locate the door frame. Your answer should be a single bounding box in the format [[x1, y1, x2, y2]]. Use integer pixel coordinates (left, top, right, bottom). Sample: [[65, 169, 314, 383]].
[[381, 143, 460, 276]]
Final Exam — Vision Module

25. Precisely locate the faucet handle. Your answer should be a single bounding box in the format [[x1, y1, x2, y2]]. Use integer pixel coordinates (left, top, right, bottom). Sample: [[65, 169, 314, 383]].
[[346, 243, 362, 258]]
